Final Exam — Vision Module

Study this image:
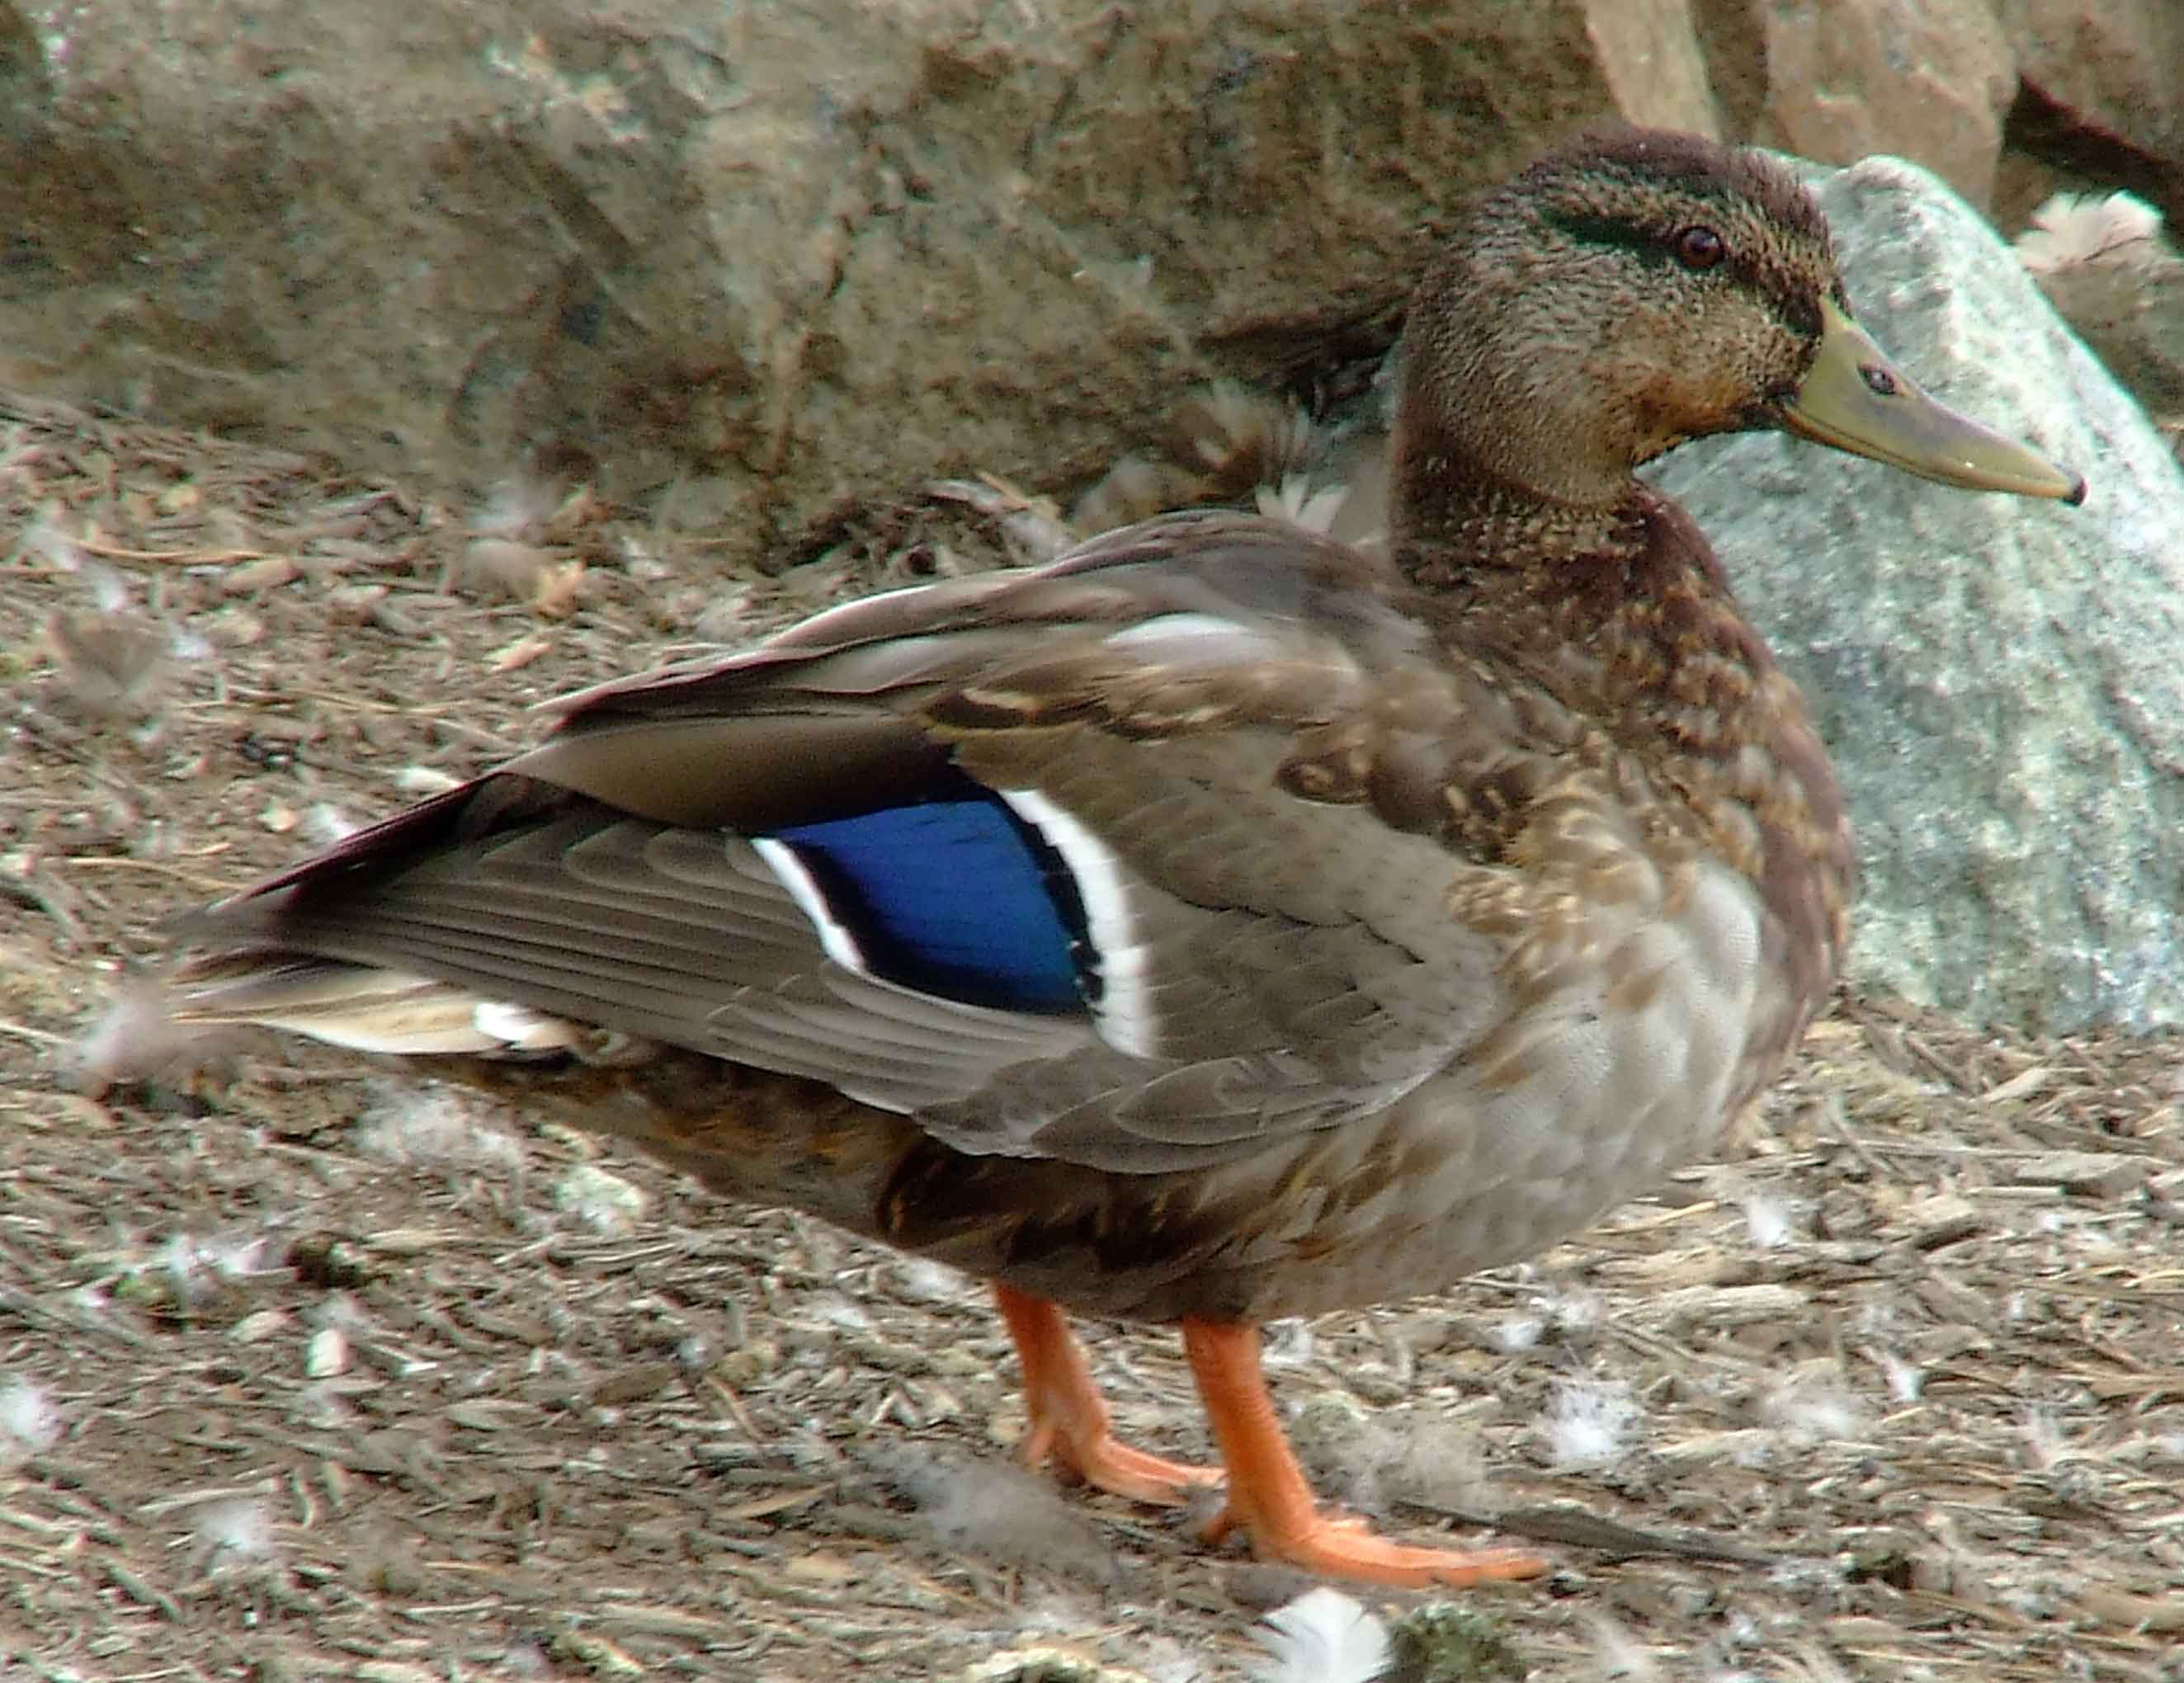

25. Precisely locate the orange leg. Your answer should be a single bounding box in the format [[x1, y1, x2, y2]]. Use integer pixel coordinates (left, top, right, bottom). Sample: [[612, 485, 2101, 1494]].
[[994, 1284, 1224, 1506], [1182, 1318, 1550, 1589]]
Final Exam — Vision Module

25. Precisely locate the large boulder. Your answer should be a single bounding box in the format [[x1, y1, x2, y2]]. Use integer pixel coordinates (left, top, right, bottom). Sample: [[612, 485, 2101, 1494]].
[[7, 1, 2180, 573], [1695, 0, 2018, 207], [0, 0, 1718, 567]]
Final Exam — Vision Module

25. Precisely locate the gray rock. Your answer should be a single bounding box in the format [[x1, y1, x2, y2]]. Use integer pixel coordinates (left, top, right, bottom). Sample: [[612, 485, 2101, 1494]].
[[1654, 155, 2184, 1033], [8, 0, 2180, 588]]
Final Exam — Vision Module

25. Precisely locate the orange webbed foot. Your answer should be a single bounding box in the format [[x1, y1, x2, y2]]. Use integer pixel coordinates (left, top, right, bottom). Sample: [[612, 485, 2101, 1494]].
[[995, 1284, 1224, 1506], [1201, 1503, 1547, 1588], [1019, 1412, 1226, 1507], [1184, 1318, 1550, 1589]]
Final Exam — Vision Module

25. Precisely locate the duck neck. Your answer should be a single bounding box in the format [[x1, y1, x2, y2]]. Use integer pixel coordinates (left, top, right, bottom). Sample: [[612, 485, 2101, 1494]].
[[1389, 416, 1854, 1011], [1388, 404, 1635, 571], [1389, 413, 1787, 763]]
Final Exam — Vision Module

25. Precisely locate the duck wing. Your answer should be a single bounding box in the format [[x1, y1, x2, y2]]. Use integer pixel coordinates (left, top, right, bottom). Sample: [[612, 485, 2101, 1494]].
[[172, 511, 1507, 1174]]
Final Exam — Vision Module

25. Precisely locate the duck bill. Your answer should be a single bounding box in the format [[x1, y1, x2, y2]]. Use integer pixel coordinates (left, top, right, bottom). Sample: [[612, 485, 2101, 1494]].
[[1780, 298, 2086, 504]]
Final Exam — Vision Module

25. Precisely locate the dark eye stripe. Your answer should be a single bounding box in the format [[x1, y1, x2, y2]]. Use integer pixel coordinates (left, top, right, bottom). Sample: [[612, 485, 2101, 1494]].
[[1542, 205, 1823, 333], [1542, 209, 1738, 276], [1541, 208, 1676, 263]]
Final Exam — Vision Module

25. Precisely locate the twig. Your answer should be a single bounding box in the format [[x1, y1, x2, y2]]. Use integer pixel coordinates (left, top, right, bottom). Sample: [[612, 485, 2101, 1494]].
[[71, 536, 273, 565]]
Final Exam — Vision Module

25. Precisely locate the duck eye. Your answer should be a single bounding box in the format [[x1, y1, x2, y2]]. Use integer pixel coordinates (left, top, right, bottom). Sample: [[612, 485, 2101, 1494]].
[[1672, 225, 1726, 271]]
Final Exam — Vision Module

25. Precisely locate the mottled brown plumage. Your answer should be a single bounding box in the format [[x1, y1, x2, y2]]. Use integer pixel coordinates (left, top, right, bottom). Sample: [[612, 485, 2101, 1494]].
[[157, 129, 2081, 1586]]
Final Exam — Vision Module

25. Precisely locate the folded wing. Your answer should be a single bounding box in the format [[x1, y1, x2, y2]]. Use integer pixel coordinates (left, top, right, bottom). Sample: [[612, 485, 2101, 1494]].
[[172, 512, 1509, 1173]]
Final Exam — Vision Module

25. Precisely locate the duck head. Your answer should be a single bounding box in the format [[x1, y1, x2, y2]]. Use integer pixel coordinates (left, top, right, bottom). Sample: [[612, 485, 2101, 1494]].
[[1396, 129, 2086, 518]]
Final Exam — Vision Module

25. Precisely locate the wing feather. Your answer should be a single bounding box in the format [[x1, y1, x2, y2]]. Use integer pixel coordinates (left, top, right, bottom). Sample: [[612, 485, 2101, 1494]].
[[172, 510, 1519, 1174]]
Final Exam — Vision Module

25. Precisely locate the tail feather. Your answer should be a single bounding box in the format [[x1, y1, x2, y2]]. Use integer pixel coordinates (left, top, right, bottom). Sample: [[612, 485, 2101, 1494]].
[[170, 955, 583, 1055]]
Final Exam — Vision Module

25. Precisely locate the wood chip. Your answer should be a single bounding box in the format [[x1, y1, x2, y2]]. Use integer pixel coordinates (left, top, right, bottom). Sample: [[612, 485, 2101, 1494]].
[[714, 1484, 830, 1523], [782, 1550, 858, 1584], [549, 1633, 645, 1678], [304, 1325, 349, 1377], [1981, 1064, 2054, 1105], [588, 1362, 681, 1408], [221, 554, 301, 594], [1903, 1193, 1984, 1251], [1654, 1282, 1809, 1331], [324, 582, 389, 623], [2071, 1585, 2184, 1632], [2013, 1152, 2156, 1200], [489, 630, 556, 671], [532, 559, 587, 618]]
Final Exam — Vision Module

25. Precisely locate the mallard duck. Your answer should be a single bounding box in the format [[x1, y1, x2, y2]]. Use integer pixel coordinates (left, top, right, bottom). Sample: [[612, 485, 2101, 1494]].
[[158, 130, 2082, 1587]]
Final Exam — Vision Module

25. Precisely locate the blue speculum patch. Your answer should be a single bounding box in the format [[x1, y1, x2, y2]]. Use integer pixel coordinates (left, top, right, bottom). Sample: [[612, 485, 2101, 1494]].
[[768, 790, 1090, 1011]]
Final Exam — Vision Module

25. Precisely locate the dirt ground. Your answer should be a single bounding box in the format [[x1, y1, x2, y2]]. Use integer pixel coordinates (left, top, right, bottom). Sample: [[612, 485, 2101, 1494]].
[[4, 389, 2184, 1682]]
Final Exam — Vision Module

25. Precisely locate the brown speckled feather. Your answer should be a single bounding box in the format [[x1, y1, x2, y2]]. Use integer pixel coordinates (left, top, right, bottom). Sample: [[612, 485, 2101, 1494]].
[[167, 492, 1825, 1321]]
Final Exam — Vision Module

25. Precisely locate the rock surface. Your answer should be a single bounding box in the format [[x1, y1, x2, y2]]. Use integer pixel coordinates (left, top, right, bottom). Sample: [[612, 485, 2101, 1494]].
[[2002, 0, 2184, 227], [1654, 158, 2184, 1034], [0, 0, 1716, 565], [1698, 0, 2019, 207]]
